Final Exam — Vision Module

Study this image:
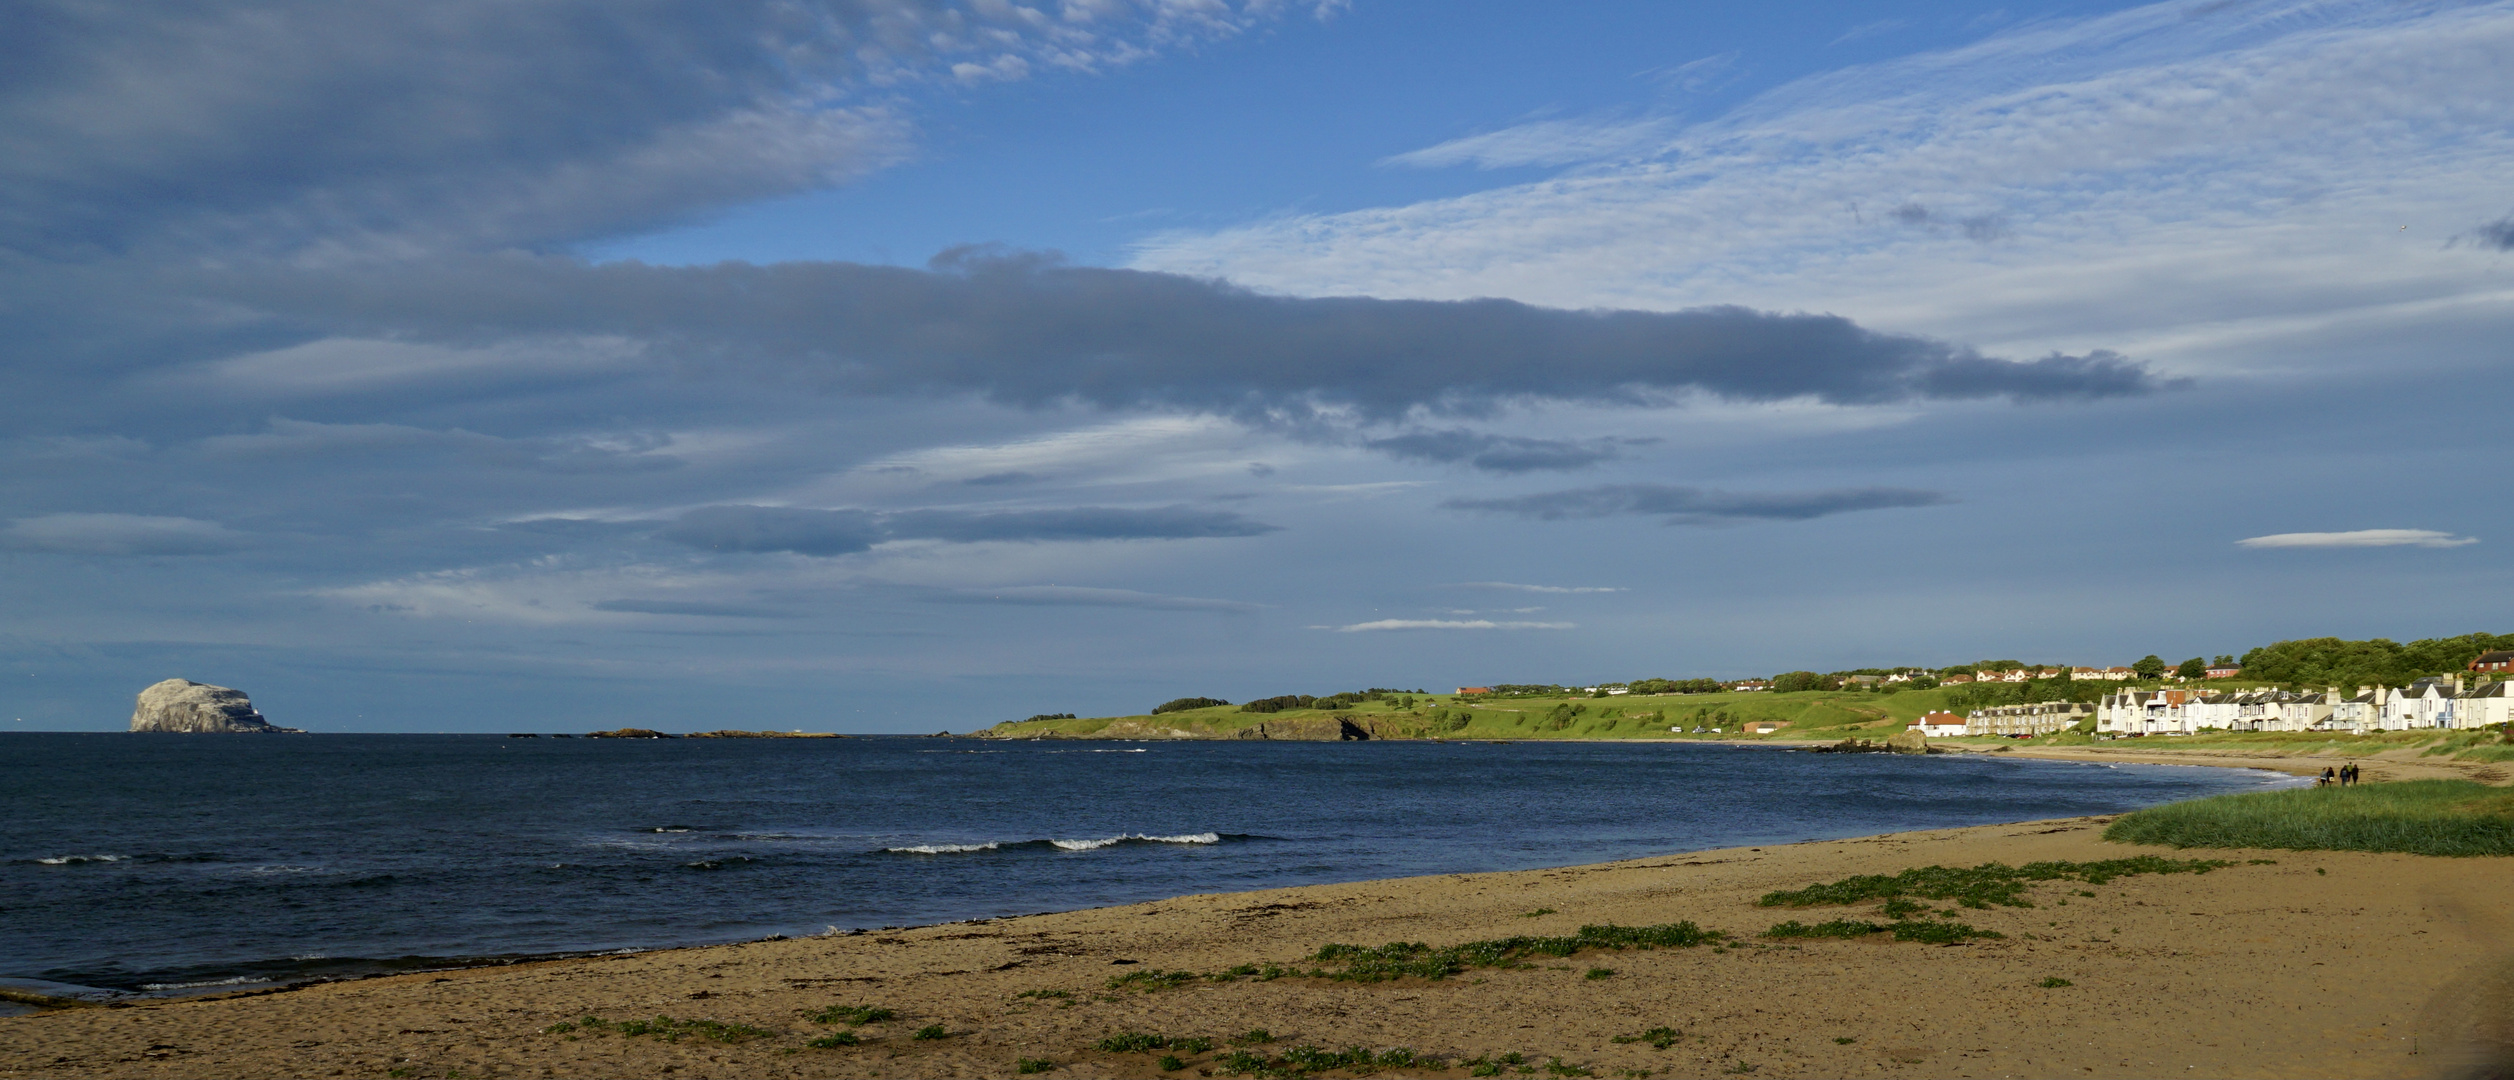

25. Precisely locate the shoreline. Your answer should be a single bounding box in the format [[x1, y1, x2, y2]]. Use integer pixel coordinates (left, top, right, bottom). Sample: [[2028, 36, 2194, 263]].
[[8, 815, 2505, 1079], [9, 751, 2507, 1078], [11, 744, 2295, 1005]]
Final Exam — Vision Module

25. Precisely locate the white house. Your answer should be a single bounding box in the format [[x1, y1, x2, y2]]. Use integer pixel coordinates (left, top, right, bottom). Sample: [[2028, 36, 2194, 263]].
[[1915, 711, 1967, 738], [2387, 679, 2459, 729], [2459, 680, 2514, 727], [1965, 702, 2092, 736]]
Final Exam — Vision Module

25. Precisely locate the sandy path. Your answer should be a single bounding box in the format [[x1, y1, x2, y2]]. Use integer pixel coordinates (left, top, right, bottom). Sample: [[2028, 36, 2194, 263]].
[[7, 814, 2511, 1079]]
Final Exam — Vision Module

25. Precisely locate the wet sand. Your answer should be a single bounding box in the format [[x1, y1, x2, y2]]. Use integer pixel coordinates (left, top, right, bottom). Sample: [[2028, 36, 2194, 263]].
[[6, 808, 2511, 1079]]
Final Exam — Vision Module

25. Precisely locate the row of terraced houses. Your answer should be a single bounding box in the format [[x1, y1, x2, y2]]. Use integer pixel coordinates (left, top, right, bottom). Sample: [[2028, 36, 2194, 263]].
[[2096, 675, 2514, 735]]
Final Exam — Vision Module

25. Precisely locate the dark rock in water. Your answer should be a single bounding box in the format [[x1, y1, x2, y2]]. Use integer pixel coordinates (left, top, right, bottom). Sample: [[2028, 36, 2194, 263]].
[[1810, 738, 1893, 754], [584, 728, 674, 739], [682, 730, 845, 739], [129, 679, 300, 733], [507, 733, 540, 738], [1887, 729, 1930, 754]]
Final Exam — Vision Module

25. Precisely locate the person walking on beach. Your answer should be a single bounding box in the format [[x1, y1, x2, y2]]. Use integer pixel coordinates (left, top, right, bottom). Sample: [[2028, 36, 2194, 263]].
[[2343, 762, 2359, 786], [2319, 766, 2336, 787]]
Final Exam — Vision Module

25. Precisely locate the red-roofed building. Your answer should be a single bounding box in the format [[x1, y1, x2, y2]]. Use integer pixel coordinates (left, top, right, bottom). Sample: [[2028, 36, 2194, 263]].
[[2471, 651, 2514, 673], [1456, 687, 1491, 695], [1914, 711, 1967, 738]]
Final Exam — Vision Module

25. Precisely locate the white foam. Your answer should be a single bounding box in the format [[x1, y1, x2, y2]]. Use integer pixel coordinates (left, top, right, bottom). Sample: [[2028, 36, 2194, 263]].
[[139, 975, 272, 991], [1051, 832, 1221, 850], [885, 843, 1000, 854], [34, 854, 127, 865]]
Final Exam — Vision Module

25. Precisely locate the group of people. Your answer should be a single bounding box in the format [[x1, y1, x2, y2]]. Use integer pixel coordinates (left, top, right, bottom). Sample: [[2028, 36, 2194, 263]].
[[2316, 762, 2361, 787]]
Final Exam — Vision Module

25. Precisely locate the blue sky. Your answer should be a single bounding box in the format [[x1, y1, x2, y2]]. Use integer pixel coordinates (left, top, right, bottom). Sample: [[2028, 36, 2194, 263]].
[[3, 0, 2509, 732]]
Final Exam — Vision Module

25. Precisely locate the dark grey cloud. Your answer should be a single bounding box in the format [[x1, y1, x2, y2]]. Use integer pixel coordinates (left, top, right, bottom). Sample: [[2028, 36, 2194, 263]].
[[1442, 483, 1951, 525], [962, 471, 1042, 486], [590, 598, 800, 618], [920, 585, 1260, 612], [884, 506, 1282, 544], [1887, 202, 2009, 242], [658, 506, 885, 556], [206, 250, 2168, 420], [656, 503, 1278, 556], [1365, 429, 1649, 472], [2468, 215, 2514, 251]]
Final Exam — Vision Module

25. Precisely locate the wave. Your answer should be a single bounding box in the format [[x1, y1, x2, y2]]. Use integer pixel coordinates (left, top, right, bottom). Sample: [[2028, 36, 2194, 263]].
[[139, 974, 273, 991], [33, 854, 128, 865], [1051, 832, 1221, 850], [881, 832, 1244, 854]]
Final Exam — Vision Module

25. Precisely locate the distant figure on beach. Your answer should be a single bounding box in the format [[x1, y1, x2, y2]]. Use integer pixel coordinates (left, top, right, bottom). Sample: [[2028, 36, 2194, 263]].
[[2343, 762, 2359, 786], [2319, 766, 2336, 787]]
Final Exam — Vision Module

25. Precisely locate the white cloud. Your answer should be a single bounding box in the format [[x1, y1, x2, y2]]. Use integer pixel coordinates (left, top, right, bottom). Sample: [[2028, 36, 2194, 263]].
[[1449, 582, 1625, 594], [0, 513, 248, 556], [1132, 0, 2514, 379], [1380, 118, 1673, 170], [2236, 529, 2478, 549], [1318, 618, 1576, 632]]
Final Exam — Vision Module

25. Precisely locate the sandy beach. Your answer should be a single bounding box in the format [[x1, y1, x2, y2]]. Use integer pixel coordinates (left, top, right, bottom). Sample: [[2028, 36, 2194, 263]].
[[8, 765, 2512, 1080]]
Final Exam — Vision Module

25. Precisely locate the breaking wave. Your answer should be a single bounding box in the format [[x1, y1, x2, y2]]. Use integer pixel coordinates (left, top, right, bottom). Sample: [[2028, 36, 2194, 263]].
[[881, 832, 1241, 855], [33, 854, 128, 865]]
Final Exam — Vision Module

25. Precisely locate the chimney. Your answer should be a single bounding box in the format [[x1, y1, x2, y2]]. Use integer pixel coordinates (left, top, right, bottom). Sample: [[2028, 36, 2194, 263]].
[[2456, 672, 2469, 694]]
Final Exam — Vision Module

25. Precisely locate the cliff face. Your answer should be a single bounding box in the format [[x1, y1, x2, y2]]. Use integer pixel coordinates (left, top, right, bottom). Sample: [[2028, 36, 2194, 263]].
[[130, 679, 299, 733]]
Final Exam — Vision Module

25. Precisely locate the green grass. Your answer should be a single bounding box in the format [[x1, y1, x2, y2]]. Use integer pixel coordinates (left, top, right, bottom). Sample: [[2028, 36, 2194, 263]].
[[911, 1024, 949, 1040], [978, 687, 1965, 742], [1611, 1027, 1682, 1049], [2105, 779, 2514, 856], [558, 1015, 770, 1043], [1018, 1058, 1056, 1074], [1308, 922, 1724, 982], [805, 1031, 860, 1048], [1756, 856, 2232, 910], [805, 1003, 894, 1025]]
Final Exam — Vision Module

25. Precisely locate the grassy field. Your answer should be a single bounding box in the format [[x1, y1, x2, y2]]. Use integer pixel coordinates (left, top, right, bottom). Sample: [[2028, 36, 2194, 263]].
[[979, 688, 1980, 741], [2105, 779, 2514, 856]]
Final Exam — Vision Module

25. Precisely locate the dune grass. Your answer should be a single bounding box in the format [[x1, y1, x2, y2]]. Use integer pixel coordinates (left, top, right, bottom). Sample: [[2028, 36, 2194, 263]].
[[2105, 779, 2514, 856]]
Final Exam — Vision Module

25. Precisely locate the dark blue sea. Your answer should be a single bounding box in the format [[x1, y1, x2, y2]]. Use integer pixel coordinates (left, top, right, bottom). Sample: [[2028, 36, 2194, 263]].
[[2, 734, 2295, 997]]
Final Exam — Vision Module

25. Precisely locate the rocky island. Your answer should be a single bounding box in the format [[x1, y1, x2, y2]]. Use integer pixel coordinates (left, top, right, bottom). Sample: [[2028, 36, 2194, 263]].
[[129, 679, 301, 733]]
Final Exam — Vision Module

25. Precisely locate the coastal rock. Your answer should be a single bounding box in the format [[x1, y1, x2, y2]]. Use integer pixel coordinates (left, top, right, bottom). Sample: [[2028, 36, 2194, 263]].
[[1886, 729, 1929, 754], [585, 728, 675, 739], [129, 679, 299, 733], [682, 730, 844, 739]]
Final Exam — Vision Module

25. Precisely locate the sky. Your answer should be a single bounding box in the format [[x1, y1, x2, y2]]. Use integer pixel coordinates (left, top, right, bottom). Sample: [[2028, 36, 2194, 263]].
[[4, 0, 2510, 733]]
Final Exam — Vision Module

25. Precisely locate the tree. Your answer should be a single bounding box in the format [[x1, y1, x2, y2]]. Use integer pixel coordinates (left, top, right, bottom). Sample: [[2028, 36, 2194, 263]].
[[1770, 671, 1830, 693], [2212, 655, 2235, 667], [2133, 655, 2167, 679], [1151, 697, 1229, 715], [2175, 657, 2207, 680]]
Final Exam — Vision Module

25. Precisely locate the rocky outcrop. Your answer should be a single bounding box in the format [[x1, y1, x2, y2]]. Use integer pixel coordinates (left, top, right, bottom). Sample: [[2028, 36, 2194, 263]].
[[129, 679, 299, 733], [682, 730, 845, 738], [585, 728, 674, 738], [1886, 729, 1930, 754]]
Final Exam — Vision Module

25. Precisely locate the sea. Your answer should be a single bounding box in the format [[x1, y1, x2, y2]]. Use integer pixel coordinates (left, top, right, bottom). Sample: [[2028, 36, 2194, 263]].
[[3, 733, 2298, 1000]]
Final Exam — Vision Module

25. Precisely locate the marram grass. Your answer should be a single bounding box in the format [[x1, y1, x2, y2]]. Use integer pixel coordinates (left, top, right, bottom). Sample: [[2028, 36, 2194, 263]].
[[2105, 779, 2514, 857]]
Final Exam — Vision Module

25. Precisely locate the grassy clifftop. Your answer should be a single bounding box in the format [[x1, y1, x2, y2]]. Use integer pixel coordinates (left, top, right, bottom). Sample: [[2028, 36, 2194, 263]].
[[979, 688, 1971, 741]]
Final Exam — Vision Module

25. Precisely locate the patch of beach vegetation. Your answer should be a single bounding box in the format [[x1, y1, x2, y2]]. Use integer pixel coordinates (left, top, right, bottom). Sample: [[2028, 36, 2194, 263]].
[[543, 1015, 770, 1043], [2106, 779, 2514, 856]]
